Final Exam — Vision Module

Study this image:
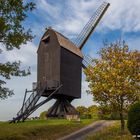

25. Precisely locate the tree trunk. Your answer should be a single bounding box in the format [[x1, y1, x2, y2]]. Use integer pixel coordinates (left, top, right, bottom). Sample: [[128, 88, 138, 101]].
[[120, 111, 125, 132]]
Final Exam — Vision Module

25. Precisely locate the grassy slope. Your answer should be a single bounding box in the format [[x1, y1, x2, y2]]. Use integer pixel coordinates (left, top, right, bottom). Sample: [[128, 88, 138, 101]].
[[86, 121, 134, 140], [0, 119, 94, 140]]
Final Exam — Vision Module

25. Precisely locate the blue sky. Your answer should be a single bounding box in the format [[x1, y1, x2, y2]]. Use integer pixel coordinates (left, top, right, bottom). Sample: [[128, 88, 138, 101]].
[[0, 0, 140, 121]]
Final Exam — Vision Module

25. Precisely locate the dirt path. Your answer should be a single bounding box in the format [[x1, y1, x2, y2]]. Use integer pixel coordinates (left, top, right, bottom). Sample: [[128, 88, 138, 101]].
[[58, 120, 114, 140]]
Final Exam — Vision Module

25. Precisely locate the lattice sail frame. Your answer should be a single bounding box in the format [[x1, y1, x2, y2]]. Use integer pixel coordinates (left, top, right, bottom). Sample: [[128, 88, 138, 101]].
[[74, 2, 110, 50]]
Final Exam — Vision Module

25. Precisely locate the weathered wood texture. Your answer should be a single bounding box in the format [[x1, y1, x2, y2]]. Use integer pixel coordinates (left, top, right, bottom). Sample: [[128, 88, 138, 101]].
[[37, 28, 83, 99], [37, 29, 60, 90], [60, 48, 82, 98]]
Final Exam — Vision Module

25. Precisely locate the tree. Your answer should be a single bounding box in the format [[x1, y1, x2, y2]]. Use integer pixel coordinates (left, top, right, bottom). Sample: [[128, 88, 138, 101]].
[[0, 0, 35, 99], [84, 41, 140, 131], [87, 105, 99, 118], [76, 106, 91, 119], [76, 106, 87, 115], [128, 101, 140, 139], [97, 104, 112, 120], [39, 111, 47, 120]]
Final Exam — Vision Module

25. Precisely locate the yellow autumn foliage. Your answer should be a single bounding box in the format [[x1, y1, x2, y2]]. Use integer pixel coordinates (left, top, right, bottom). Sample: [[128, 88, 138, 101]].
[[84, 42, 140, 130]]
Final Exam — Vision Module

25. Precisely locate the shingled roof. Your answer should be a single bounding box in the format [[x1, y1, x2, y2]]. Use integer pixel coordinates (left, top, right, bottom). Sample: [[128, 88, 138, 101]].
[[51, 28, 83, 58]]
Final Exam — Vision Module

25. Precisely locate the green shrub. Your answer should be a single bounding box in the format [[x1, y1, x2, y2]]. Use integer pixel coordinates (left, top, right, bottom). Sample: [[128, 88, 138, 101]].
[[98, 113, 111, 120], [110, 112, 128, 120], [80, 114, 91, 119], [39, 111, 47, 120], [127, 102, 140, 137]]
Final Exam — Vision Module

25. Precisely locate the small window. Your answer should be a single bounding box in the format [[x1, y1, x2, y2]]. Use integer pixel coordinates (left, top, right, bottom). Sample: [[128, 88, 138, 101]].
[[42, 35, 50, 44]]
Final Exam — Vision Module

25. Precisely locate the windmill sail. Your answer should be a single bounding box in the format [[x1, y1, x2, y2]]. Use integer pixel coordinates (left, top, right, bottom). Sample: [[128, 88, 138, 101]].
[[10, 1, 110, 123], [74, 2, 110, 50], [82, 55, 95, 68]]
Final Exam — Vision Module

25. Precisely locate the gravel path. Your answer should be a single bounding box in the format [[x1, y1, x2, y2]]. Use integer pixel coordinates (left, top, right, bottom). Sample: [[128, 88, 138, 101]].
[[58, 120, 114, 140]]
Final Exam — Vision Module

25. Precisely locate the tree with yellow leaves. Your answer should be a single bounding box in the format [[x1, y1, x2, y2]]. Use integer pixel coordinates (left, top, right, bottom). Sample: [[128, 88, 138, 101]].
[[84, 41, 140, 131]]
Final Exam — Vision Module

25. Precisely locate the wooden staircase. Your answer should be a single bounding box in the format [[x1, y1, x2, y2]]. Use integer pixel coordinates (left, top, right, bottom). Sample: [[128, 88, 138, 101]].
[[10, 85, 62, 123]]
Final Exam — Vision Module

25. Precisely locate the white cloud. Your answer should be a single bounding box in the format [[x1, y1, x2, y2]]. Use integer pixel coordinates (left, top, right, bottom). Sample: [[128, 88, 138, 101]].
[[72, 74, 94, 107], [35, 0, 140, 35], [69, 0, 140, 33], [34, 0, 100, 36], [36, 0, 61, 20], [0, 42, 37, 66], [55, 0, 100, 35], [0, 42, 37, 121], [101, 0, 140, 32]]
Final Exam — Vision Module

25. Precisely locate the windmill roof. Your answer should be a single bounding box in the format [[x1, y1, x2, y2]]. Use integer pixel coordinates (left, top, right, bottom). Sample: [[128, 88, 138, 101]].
[[50, 28, 83, 58]]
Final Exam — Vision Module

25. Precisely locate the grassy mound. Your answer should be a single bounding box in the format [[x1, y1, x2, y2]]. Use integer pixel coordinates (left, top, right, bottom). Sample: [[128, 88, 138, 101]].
[[0, 119, 94, 140]]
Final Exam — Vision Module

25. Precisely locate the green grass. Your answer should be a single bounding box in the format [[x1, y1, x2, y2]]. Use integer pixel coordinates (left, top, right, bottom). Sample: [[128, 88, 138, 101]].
[[86, 121, 134, 140], [0, 119, 95, 140]]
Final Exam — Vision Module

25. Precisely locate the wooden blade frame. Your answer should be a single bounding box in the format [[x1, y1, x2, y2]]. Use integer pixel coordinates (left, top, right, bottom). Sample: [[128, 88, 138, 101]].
[[74, 2, 110, 50]]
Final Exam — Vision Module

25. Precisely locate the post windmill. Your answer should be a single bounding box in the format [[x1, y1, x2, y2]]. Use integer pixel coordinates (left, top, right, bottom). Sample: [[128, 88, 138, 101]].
[[10, 2, 110, 123]]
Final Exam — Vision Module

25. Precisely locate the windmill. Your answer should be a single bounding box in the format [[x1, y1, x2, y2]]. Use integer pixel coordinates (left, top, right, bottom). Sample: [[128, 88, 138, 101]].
[[10, 2, 110, 123]]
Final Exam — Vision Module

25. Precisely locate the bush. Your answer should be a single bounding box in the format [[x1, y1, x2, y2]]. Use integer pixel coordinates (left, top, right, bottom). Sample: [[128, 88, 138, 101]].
[[80, 114, 92, 119], [110, 112, 128, 120], [127, 102, 140, 137], [98, 112, 111, 120], [39, 111, 47, 120]]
